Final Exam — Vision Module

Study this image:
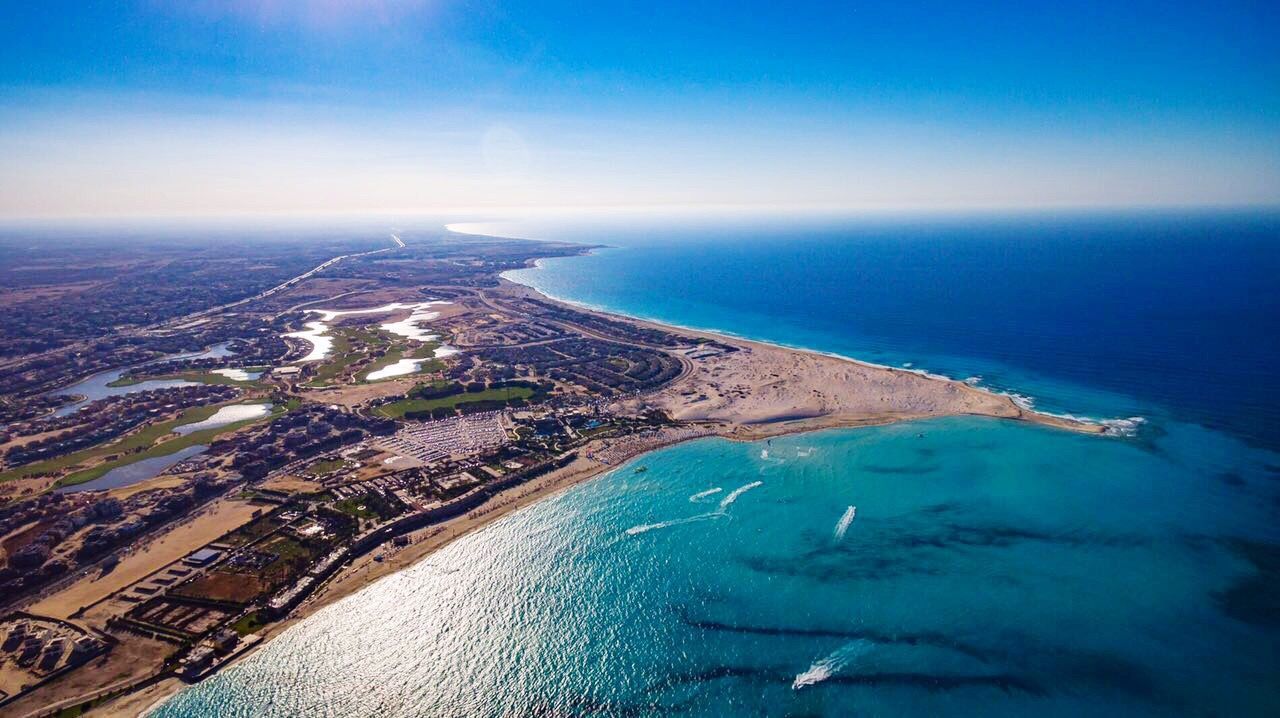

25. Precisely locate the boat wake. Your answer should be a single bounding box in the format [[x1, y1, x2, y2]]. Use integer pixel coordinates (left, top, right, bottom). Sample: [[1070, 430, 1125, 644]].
[[688, 487, 723, 503], [833, 506, 856, 542], [718, 481, 763, 509], [625, 514, 723, 535], [792, 640, 874, 690], [626, 481, 763, 536]]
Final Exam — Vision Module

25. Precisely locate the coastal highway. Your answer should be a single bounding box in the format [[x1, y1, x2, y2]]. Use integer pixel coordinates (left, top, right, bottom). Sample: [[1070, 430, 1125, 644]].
[[0, 235, 405, 374], [153, 234, 404, 329], [475, 288, 697, 386]]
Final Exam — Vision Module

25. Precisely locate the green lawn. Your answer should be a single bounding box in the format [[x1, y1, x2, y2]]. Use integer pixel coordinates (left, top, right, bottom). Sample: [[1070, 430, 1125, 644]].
[[304, 458, 351, 476], [224, 514, 284, 547], [302, 327, 448, 387], [333, 497, 380, 520], [231, 611, 267, 636], [332, 491, 401, 522], [304, 330, 357, 387], [1, 403, 222, 483], [375, 385, 533, 418]]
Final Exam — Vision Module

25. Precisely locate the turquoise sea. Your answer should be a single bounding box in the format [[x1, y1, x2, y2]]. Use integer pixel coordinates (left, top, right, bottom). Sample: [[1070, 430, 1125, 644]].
[[155, 212, 1280, 717]]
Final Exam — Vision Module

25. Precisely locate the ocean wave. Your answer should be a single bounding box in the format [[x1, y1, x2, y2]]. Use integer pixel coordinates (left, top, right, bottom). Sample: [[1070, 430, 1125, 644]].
[[758, 449, 786, 464], [1001, 389, 1147, 436], [967, 377, 1146, 437]]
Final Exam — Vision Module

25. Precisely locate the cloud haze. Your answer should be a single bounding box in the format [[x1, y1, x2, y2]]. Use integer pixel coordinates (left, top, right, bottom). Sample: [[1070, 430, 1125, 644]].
[[2, 1, 1277, 217]]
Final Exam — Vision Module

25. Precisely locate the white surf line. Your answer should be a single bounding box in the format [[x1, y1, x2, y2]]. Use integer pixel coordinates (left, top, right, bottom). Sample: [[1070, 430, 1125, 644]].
[[627, 481, 763, 536], [833, 506, 856, 542], [688, 487, 723, 503], [495, 250, 1138, 435]]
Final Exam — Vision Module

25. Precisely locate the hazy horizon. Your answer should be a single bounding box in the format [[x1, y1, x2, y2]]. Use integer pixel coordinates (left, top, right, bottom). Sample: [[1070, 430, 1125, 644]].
[[3, 1, 1278, 218]]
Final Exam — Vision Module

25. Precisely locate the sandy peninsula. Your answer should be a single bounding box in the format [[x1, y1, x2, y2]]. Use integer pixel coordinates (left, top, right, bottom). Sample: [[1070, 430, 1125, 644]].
[[495, 280, 1101, 439]]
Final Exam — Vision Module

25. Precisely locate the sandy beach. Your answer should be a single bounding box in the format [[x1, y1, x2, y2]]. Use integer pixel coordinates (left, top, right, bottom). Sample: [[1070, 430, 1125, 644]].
[[95, 431, 696, 717], [496, 280, 1102, 438]]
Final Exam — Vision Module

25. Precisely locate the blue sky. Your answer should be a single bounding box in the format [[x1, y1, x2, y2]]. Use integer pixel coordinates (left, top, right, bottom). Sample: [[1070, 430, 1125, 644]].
[[1, 0, 1277, 217]]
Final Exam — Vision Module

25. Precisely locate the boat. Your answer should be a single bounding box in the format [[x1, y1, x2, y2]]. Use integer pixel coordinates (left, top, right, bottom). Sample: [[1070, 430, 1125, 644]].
[[634, 465, 648, 474]]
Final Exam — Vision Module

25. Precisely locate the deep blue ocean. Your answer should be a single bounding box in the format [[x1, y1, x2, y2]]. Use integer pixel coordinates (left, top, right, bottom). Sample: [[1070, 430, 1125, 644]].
[[155, 212, 1280, 717]]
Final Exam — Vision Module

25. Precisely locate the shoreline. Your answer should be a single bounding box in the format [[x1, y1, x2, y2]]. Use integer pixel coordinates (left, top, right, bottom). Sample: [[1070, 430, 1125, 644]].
[[112, 430, 708, 717], [497, 263, 1129, 435], [101, 240, 1107, 717], [493, 277, 1104, 438]]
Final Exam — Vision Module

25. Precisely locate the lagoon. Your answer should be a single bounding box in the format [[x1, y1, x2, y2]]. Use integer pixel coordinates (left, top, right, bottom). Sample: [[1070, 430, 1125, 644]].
[[47, 342, 235, 417], [57, 444, 206, 494], [172, 403, 272, 435]]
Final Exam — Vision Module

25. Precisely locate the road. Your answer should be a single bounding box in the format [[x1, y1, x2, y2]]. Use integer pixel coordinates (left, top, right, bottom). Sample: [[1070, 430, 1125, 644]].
[[474, 289, 696, 385], [165, 243, 396, 325]]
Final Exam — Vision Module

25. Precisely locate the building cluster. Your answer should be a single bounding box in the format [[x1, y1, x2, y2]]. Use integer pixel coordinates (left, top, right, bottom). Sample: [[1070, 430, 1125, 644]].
[[0, 473, 230, 605], [0, 614, 106, 703], [222, 404, 392, 480]]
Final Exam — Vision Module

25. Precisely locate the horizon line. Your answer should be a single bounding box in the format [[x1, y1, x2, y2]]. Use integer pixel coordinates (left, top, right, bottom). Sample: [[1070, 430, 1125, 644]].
[[2, 200, 1278, 227]]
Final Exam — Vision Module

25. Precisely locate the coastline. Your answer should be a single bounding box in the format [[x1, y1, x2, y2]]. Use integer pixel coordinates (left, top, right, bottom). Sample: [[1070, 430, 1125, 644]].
[[491, 278, 1104, 438], [101, 241, 1107, 717], [108, 430, 705, 717], [497, 260, 1127, 435]]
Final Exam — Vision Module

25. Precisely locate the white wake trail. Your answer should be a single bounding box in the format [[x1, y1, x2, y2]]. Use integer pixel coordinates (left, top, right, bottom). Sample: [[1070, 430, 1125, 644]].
[[833, 506, 856, 542], [792, 640, 874, 690], [688, 487, 723, 503], [718, 481, 764, 510], [626, 481, 763, 536], [625, 514, 722, 535]]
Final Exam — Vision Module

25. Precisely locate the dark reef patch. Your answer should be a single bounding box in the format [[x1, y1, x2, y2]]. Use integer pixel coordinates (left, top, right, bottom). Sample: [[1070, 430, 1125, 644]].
[[1218, 471, 1245, 487], [677, 610, 991, 662], [1215, 539, 1280, 628], [651, 666, 1045, 696], [737, 519, 1147, 585]]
